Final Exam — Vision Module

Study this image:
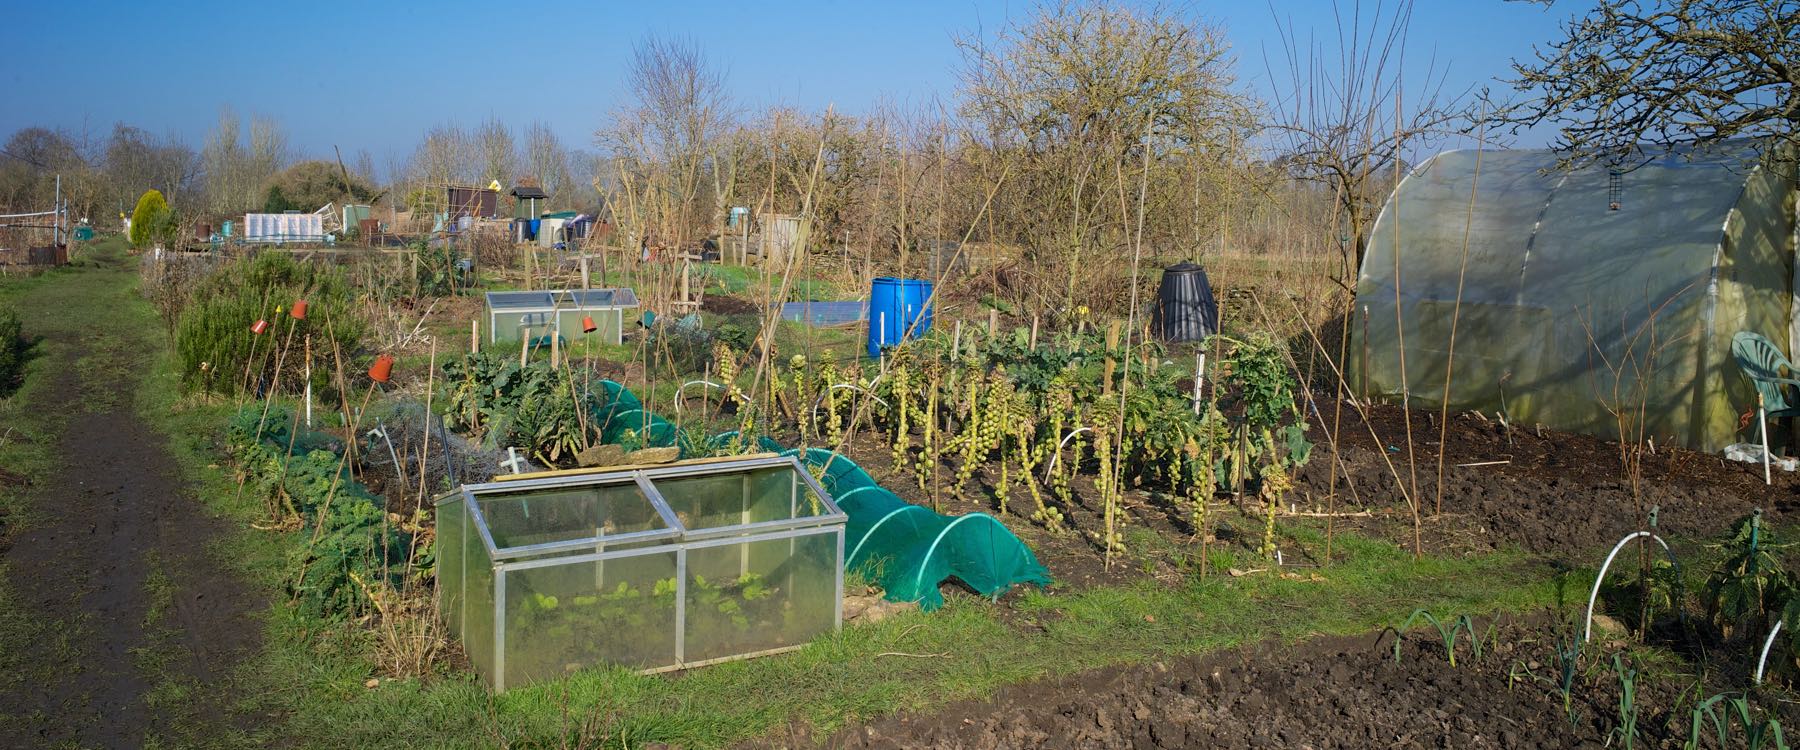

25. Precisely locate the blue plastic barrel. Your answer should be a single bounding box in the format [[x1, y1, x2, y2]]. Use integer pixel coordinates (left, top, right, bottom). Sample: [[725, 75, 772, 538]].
[[867, 277, 934, 358]]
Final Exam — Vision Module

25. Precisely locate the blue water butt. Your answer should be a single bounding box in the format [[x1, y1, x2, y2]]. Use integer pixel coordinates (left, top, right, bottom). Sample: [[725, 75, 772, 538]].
[[867, 277, 934, 358]]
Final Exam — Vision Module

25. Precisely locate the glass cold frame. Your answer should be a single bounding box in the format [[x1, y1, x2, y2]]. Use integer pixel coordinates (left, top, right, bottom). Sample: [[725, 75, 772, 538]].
[[434, 455, 846, 691]]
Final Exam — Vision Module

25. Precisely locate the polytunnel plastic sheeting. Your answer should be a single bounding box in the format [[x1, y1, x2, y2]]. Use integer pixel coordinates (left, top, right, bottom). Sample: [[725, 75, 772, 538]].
[[576, 381, 1051, 610], [1352, 140, 1795, 452]]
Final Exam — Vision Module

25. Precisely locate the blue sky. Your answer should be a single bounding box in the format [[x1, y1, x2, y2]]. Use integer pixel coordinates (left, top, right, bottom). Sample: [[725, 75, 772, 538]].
[[0, 0, 1584, 172]]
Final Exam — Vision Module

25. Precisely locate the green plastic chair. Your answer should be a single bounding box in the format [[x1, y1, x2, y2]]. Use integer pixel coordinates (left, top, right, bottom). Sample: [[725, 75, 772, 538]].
[[1730, 331, 1800, 483]]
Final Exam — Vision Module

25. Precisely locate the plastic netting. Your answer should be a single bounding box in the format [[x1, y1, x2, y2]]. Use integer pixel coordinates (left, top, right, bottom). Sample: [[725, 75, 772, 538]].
[[782, 447, 1051, 610], [585, 381, 1051, 610]]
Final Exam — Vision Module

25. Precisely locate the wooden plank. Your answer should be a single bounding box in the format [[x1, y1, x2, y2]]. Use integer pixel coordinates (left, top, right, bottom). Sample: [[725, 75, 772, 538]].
[[492, 452, 784, 482]]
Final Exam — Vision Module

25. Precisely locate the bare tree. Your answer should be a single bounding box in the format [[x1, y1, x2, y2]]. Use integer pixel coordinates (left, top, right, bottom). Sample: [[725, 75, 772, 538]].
[[406, 125, 474, 212], [476, 118, 518, 187], [956, 0, 1252, 313], [1494, 0, 1800, 168], [198, 108, 287, 214], [602, 35, 735, 247], [1267, 0, 1468, 278], [103, 124, 198, 206], [524, 122, 574, 206]]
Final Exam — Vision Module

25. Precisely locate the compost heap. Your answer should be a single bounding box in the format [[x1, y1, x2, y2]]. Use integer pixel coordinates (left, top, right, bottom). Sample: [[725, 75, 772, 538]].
[[588, 380, 1051, 610]]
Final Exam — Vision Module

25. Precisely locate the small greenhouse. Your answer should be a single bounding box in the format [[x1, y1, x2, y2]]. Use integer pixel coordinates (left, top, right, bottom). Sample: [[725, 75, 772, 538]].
[[484, 288, 639, 347], [1353, 140, 1796, 452], [436, 455, 846, 691]]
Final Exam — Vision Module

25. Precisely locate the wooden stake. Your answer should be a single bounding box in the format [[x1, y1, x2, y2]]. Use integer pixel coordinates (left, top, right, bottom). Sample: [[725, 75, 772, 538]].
[[415, 340, 437, 515], [471, 318, 479, 353], [255, 317, 300, 441], [1103, 320, 1122, 395]]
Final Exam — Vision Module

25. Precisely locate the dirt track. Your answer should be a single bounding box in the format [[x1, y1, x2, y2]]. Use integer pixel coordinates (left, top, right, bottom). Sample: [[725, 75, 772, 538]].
[[0, 252, 261, 747]]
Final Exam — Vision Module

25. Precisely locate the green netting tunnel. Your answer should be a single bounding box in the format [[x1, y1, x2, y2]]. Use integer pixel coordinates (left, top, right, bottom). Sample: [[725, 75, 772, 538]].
[[586, 381, 1051, 610]]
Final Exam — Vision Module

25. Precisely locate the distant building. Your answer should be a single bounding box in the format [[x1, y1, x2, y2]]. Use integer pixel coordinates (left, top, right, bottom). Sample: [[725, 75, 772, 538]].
[[446, 185, 499, 220], [510, 185, 548, 221]]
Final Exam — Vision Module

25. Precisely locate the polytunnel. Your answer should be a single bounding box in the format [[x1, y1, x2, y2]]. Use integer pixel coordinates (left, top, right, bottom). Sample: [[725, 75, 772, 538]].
[[1351, 140, 1797, 452]]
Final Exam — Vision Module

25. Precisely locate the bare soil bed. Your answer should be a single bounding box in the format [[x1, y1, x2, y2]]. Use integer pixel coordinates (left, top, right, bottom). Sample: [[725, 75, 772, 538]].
[[819, 616, 1799, 749], [1300, 401, 1800, 558]]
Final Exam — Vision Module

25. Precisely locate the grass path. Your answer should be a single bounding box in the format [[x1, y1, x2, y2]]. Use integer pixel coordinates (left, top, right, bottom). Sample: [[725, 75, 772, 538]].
[[0, 240, 265, 748]]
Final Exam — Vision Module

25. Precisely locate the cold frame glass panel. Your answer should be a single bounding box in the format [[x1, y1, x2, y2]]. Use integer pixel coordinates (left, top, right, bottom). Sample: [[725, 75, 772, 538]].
[[436, 496, 466, 639], [500, 550, 679, 688], [650, 465, 829, 532], [463, 502, 498, 685], [475, 481, 667, 552], [682, 530, 840, 663], [485, 290, 554, 310]]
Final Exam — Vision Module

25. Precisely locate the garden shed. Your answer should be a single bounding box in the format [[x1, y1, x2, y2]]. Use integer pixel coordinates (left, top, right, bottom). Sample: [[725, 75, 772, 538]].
[[511, 185, 548, 221], [484, 288, 639, 346], [435, 455, 847, 691], [1352, 140, 1797, 452]]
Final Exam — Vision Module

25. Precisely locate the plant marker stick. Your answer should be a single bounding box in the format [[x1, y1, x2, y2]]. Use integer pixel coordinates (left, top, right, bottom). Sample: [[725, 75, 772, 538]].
[[303, 334, 312, 428]]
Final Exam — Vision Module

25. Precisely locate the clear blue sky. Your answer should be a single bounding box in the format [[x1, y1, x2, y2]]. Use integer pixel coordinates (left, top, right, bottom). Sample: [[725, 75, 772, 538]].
[[0, 0, 1584, 172]]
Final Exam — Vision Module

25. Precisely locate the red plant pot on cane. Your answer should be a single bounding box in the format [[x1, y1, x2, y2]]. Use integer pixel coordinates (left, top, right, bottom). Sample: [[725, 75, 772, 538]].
[[368, 354, 394, 383], [290, 300, 309, 320], [582, 315, 597, 333], [251, 319, 269, 335]]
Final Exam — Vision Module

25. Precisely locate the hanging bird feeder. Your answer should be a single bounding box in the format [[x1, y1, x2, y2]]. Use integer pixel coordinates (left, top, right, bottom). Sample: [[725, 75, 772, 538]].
[[368, 354, 395, 383]]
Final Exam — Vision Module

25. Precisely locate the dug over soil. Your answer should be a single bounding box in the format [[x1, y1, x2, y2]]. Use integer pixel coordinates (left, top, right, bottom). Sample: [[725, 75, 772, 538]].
[[1298, 400, 1800, 558], [819, 616, 1799, 749]]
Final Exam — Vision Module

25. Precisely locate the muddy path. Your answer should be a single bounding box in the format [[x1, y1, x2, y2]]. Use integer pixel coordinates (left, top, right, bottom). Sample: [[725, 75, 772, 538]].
[[0, 250, 263, 748]]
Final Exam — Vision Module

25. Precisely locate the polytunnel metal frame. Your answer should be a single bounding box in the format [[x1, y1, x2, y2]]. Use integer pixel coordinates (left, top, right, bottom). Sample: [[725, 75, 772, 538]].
[[436, 454, 847, 691]]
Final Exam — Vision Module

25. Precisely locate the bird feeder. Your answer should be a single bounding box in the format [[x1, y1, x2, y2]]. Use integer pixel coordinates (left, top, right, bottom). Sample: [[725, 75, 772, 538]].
[[290, 300, 309, 320]]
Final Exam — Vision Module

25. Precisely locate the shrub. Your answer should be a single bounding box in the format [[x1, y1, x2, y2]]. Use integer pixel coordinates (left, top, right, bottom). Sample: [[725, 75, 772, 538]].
[[175, 252, 364, 397], [0, 305, 26, 397], [128, 189, 172, 249]]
